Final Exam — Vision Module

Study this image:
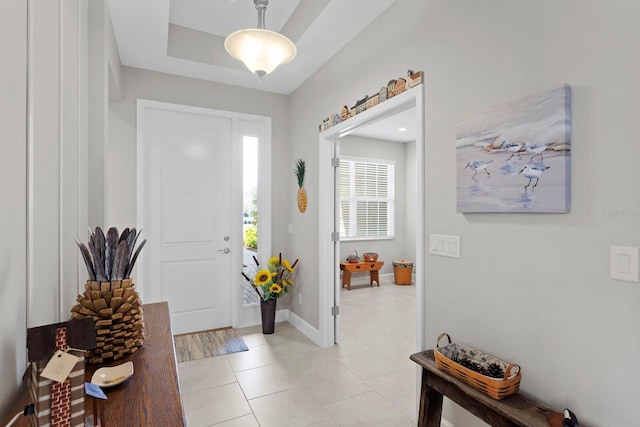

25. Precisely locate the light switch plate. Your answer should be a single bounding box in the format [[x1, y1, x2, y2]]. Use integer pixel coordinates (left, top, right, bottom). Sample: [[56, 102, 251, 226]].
[[611, 246, 639, 282], [430, 234, 461, 258]]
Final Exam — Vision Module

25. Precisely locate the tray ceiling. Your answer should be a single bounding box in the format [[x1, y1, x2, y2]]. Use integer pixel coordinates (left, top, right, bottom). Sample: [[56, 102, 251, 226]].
[[108, 0, 398, 94]]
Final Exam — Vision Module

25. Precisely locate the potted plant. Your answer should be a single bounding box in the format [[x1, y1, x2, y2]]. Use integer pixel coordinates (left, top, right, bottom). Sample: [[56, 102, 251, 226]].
[[242, 253, 298, 334]]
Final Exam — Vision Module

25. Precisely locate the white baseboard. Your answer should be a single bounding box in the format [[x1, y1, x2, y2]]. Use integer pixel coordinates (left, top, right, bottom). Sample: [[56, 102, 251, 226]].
[[275, 308, 289, 323], [237, 308, 322, 347], [235, 307, 290, 329], [287, 309, 323, 346], [441, 419, 454, 427]]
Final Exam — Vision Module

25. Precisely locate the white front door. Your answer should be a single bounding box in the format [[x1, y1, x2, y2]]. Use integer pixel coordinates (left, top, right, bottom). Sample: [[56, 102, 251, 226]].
[[141, 106, 233, 334]]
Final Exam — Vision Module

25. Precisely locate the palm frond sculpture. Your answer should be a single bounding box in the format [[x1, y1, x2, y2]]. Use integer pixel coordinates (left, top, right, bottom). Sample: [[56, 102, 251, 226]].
[[76, 227, 146, 281]]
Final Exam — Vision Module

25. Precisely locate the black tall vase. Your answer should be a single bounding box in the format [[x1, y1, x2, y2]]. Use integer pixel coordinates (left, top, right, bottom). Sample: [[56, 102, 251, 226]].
[[260, 298, 277, 334]]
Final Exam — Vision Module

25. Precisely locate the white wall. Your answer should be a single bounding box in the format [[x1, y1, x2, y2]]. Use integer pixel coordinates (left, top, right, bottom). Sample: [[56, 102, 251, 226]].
[[0, 0, 90, 420], [108, 66, 288, 224], [288, 0, 640, 425], [88, 0, 110, 228], [0, 0, 27, 418], [29, 0, 88, 327], [3, 1, 639, 424], [404, 140, 417, 268], [339, 135, 410, 277], [107, 67, 290, 293]]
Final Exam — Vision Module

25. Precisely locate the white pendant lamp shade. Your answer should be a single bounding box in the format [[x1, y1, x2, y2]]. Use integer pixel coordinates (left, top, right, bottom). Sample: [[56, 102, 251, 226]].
[[224, 28, 296, 78]]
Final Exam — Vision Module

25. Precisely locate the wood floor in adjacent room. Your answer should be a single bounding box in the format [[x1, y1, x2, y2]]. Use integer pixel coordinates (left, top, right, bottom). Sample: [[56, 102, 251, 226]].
[[178, 277, 418, 427]]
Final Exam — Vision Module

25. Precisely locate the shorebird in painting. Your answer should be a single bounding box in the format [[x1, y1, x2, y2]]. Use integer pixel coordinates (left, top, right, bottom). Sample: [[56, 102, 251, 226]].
[[465, 160, 493, 179], [524, 142, 551, 160], [502, 140, 523, 160], [519, 161, 550, 192]]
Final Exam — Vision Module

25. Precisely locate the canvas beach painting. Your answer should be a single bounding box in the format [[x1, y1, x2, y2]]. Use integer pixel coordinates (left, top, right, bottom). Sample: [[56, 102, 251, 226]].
[[456, 85, 571, 213]]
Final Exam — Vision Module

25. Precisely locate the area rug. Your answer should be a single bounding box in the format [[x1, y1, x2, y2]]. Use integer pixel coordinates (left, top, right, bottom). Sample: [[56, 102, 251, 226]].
[[174, 328, 249, 363]]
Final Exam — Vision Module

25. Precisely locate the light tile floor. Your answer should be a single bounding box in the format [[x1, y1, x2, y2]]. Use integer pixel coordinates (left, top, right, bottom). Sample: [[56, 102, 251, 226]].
[[178, 278, 418, 427]]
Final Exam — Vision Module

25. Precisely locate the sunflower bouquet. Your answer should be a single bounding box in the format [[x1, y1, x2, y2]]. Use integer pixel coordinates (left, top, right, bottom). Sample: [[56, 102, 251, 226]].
[[242, 253, 298, 301]]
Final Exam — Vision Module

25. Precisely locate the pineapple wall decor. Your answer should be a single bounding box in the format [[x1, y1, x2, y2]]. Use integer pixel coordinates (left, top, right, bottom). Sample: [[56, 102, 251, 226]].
[[294, 158, 307, 213], [71, 227, 146, 363]]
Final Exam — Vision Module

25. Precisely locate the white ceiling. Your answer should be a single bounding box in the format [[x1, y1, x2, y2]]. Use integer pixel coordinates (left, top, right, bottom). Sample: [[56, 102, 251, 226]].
[[107, 0, 415, 142], [107, 0, 398, 95], [349, 107, 417, 143]]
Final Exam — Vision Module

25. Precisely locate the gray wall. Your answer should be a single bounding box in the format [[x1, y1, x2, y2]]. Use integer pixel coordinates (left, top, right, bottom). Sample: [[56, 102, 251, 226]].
[[339, 135, 414, 278], [287, 0, 640, 425]]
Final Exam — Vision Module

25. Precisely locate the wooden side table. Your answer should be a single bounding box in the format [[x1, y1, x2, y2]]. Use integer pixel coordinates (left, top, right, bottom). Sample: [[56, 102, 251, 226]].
[[2, 302, 186, 427], [410, 350, 556, 427], [340, 261, 384, 291]]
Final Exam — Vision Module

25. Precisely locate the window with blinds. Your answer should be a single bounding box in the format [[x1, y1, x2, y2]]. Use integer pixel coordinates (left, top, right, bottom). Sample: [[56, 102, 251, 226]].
[[339, 157, 395, 239]]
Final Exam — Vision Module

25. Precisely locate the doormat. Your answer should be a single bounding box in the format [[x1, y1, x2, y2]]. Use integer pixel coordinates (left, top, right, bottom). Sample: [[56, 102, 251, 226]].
[[174, 328, 249, 363]]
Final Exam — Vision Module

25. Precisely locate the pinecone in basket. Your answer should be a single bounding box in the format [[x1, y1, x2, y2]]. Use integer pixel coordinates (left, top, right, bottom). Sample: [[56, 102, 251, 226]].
[[458, 357, 476, 370], [486, 362, 505, 379], [454, 356, 465, 366], [458, 357, 489, 376]]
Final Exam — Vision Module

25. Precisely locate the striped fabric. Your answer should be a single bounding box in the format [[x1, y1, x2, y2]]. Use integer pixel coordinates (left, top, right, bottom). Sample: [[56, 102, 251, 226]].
[[29, 327, 85, 427]]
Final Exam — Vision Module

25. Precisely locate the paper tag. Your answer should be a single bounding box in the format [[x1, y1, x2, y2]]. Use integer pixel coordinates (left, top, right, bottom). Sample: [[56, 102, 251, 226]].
[[85, 382, 107, 400], [40, 350, 80, 383]]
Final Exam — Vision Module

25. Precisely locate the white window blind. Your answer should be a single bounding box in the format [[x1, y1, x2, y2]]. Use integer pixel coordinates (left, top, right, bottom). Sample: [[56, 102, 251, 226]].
[[339, 157, 395, 239]]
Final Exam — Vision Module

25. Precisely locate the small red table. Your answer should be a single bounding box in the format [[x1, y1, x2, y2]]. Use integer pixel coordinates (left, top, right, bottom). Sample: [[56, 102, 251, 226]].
[[340, 261, 384, 291]]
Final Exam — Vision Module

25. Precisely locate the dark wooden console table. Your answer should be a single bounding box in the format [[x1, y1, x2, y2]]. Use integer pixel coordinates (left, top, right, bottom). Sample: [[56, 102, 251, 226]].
[[410, 350, 556, 427], [340, 261, 384, 291], [2, 302, 185, 426]]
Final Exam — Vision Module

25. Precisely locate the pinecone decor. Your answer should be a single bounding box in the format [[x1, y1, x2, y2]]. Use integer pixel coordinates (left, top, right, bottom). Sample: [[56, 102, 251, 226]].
[[454, 356, 505, 378], [294, 158, 307, 213], [458, 357, 482, 374], [70, 227, 147, 363], [486, 362, 505, 379]]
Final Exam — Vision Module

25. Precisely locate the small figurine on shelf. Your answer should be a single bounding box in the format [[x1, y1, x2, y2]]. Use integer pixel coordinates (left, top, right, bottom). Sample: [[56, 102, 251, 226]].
[[355, 95, 368, 114], [319, 116, 331, 132], [387, 79, 397, 99], [366, 93, 379, 110], [394, 77, 407, 96], [379, 86, 387, 103], [318, 70, 423, 134], [341, 105, 350, 121], [407, 69, 424, 88]]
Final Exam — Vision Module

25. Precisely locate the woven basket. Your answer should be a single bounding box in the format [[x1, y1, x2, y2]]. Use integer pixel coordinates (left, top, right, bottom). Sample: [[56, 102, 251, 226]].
[[346, 250, 360, 263], [363, 252, 378, 262], [434, 333, 521, 400], [392, 260, 413, 285]]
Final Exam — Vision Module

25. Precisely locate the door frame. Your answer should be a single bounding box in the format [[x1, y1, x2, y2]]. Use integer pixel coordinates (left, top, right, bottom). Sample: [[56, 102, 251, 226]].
[[317, 86, 425, 351], [136, 99, 272, 328]]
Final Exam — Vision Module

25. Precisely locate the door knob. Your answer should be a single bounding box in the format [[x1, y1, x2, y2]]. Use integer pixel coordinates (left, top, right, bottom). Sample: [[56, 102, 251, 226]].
[[218, 247, 230, 254]]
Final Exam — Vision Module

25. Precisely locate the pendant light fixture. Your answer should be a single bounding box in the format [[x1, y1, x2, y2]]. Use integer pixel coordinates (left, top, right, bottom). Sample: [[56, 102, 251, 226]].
[[224, 0, 296, 79]]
